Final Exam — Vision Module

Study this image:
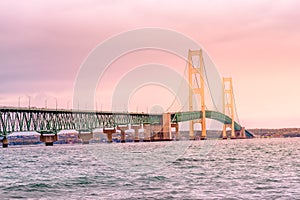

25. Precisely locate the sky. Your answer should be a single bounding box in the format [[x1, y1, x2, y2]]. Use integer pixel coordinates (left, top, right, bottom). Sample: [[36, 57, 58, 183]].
[[0, 0, 300, 128]]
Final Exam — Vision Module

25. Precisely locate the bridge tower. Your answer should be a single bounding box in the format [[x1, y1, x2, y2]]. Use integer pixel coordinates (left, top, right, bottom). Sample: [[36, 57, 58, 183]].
[[188, 49, 206, 140], [223, 77, 236, 139]]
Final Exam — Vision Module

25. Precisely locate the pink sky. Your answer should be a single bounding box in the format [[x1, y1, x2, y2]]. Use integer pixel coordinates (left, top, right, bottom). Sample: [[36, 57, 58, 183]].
[[0, 0, 300, 128]]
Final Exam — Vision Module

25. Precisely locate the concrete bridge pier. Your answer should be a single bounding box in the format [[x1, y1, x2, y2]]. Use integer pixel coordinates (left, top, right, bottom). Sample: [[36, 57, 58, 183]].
[[143, 124, 151, 142], [240, 127, 246, 138], [103, 128, 115, 143], [236, 127, 246, 139], [40, 134, 58, 146], [189, 121, 195, 140], [230, 130, 236, 139], [131, 124, 141, 142], [2, 137, 8, 148], [162, 113, 172, 141], [222, 125, 228, 140], [151, 124, 163, 141], [171, 123, 179, 140], [117, 125, 128, 143], [78, 132, 94, 144]]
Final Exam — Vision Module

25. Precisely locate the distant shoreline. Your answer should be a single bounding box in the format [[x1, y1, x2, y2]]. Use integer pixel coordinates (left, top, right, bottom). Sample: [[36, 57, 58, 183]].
[[248, 128, 300, 138]]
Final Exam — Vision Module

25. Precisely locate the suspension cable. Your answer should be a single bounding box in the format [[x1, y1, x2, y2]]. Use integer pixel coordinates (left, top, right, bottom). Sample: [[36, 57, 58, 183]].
[[232, 85, 241, 124], [165, 55, 189, 113], [201, 55, 219, 112]]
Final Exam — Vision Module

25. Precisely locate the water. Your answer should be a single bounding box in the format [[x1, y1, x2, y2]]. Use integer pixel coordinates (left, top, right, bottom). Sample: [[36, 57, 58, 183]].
[[0, 138, 299, 199]]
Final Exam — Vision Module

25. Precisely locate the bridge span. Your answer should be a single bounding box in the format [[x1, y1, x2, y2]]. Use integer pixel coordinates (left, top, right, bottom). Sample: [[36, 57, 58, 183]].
[[0, 107, 254, 147], [172, 110, 254, 138]]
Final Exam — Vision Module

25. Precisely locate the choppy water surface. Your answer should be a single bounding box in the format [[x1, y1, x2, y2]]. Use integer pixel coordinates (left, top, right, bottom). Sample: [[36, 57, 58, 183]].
[[0, 138, 299, 199]]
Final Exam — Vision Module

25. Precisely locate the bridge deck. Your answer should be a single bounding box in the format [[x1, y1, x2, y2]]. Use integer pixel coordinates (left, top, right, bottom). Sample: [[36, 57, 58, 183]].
[[0, 107, 254, 138]]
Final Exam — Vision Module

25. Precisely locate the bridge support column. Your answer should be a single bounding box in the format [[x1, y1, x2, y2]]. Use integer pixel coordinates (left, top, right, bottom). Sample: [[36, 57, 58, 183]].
[[200, 118, 207, 140], [143, 124, 151, 142], [222, 125, 227, 139], [238, 127, 246, 139], [132, 125, 141, 142], [162, 113, 172, 141], [222, 124, 236, 139], [171, 123, 179, 140], [188, 50, 206, 140], [117, 125, 128, 143], [40, 134, 58, 146], [189, 121, 195, 140], [151, 124, 163, 141], [78, 132, 94, 144], [230, 124, 236, 139], [223, 77, 236, 139], [103, 128, 115, 143], [2, 137, 8, 148], [190, 120, 206, 140]]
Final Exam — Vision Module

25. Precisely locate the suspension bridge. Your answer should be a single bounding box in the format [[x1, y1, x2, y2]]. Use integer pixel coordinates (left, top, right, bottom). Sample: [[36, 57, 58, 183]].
[[0, 49, 254, 147]]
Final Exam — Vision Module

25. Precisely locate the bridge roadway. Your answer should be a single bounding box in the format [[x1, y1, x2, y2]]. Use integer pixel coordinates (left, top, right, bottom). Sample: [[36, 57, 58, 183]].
[[0, 107, 254, 147]]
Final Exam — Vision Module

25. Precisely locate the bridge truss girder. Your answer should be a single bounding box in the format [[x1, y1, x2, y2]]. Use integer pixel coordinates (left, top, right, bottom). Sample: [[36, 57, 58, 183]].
[[0, 108, 162, 137]]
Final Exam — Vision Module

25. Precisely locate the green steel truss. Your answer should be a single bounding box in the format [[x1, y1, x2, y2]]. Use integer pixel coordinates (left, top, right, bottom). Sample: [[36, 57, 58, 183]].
[[0, 107, 254, 138], [0, 107, 162, 137], [171, 110, 254, 138], [171, 110, 242, 130]]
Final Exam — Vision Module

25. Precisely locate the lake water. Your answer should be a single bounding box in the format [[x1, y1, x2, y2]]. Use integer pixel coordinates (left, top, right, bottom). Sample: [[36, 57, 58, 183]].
[[0, 138, 299, 199]]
